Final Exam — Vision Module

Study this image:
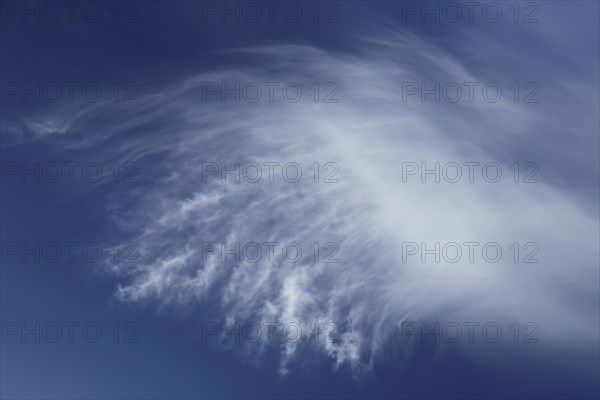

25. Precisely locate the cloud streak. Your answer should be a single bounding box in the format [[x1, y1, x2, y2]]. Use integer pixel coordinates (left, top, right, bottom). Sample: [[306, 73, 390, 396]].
[[8, 26, 598, 376]]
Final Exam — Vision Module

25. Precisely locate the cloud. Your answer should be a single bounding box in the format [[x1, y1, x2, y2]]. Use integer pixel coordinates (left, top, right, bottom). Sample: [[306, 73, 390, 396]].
[[9, 27, 597, 375]]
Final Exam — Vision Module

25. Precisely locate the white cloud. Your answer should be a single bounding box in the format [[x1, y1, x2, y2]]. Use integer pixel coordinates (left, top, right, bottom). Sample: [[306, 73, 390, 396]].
[[18, 31, 596, 374]]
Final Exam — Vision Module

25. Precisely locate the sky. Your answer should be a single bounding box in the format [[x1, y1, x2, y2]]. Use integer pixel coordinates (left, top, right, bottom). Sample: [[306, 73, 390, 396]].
[[1, 1, 599, 399]]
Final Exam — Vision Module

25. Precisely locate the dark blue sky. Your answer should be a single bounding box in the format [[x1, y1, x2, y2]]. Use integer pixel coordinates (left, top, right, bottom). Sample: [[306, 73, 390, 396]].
[[1, 1, 599, 399]]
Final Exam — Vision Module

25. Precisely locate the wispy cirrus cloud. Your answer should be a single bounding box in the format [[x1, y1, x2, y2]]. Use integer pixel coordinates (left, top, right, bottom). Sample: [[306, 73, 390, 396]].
[[6, 27, 598, 375]]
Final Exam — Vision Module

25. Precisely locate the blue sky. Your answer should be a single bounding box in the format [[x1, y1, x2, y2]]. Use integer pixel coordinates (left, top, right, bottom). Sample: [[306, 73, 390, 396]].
[[1, 1, 599, 399]]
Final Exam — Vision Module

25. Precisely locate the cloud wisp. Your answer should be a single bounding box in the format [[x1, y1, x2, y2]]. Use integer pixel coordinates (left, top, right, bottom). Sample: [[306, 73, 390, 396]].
[[10, 29, 598, 375]]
